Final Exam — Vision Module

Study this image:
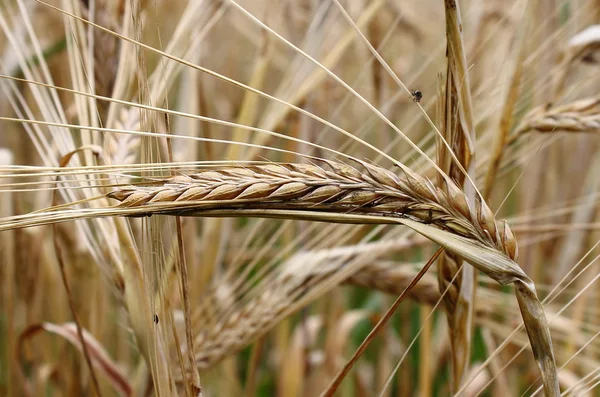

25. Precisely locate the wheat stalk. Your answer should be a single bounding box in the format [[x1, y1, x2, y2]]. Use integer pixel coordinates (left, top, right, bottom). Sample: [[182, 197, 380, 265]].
[[107, 160, 518, 261], [438, 0, 478, 389]]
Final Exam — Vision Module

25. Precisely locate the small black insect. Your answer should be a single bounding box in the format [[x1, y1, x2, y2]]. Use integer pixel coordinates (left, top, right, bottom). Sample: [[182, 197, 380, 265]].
[[411, 89, 423, 103], [153, 314, 159, 324]]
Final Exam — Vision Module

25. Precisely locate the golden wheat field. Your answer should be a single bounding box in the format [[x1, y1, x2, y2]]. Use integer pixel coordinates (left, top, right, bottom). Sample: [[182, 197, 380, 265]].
[[1, 0, 599, 396]]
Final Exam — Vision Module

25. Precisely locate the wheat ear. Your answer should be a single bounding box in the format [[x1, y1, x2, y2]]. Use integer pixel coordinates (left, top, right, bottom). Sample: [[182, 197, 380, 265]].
[[513, 95, 600, 138], [107, 161, 518, 261]]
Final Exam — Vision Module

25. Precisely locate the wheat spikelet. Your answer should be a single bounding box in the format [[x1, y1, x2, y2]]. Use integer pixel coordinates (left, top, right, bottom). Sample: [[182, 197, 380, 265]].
[[107, 161, 518, 261], [514, 96, 600, 136]]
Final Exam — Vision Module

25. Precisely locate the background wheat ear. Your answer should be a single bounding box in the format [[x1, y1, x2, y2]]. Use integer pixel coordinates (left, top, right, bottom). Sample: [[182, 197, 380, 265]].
[[512, 95, 600, 137]]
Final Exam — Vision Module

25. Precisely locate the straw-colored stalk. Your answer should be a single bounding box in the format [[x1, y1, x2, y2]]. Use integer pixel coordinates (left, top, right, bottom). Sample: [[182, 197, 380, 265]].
[[439, 0, 477, 390]]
